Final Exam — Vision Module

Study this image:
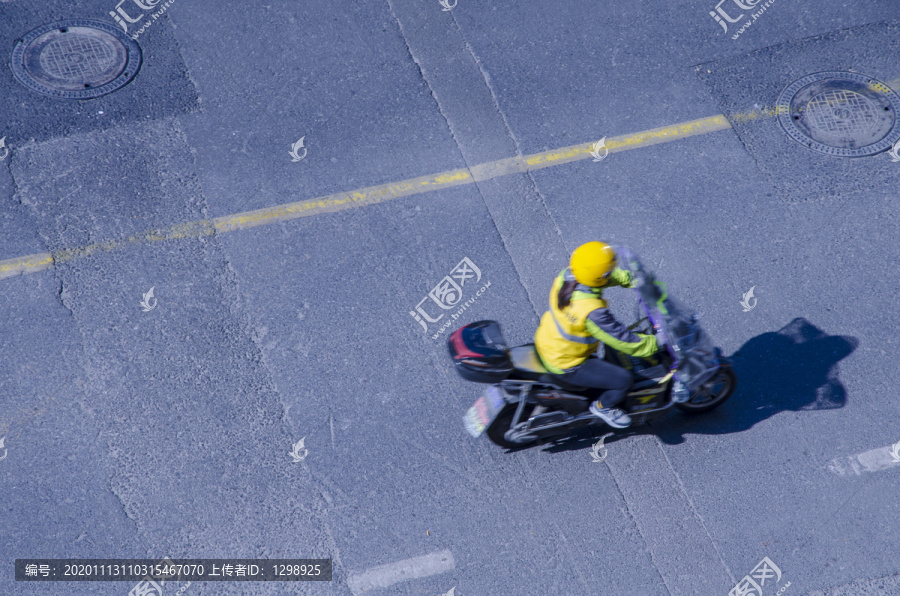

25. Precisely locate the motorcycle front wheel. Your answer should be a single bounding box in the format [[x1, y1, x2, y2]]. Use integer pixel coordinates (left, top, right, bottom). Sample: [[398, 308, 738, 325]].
[[486, 404, 536, 449], [675, 365, 736, 414]]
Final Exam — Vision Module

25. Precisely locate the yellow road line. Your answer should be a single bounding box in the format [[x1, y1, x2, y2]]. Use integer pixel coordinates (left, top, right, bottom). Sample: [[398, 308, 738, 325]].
[[0, 115, 733, 280], [3, 76, 900, 281], [213, 169, 474, 233]]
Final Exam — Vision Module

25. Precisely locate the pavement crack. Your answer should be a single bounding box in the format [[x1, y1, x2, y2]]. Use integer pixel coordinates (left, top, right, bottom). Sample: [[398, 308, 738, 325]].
[[451, 17, 568, 316], [653, 435, 736, 587], [454, 22, 566, 244], [793, 475, 874, 556], [385, 0, 564, 317], [389, 426, 493, 494], [107, 473, 139, 527], [605, 459, 674, 596], [385, 0, 466, 161]]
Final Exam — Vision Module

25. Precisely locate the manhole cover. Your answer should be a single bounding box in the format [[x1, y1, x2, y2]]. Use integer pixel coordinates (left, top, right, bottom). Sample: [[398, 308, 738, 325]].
[[10, 19, 141, 99], [776, 71, 900, 157]]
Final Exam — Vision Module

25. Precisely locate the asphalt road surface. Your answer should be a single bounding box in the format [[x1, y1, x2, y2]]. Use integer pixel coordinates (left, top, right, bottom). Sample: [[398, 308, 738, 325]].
[[2, 1, 900, 595]]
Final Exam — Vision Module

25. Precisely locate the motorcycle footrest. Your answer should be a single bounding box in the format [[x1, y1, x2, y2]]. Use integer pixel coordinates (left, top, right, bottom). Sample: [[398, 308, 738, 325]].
[[516, 412, 597, 437], [524, 411, 570, 429]]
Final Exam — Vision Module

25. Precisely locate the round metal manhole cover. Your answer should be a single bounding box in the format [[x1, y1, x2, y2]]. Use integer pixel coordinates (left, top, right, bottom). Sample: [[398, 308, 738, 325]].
[[10, 19, 141, 99], [776, 71, 900, 157]]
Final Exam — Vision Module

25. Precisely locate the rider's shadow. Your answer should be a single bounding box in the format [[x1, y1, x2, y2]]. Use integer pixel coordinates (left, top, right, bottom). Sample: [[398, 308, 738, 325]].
[[543, 318, 858, 452]]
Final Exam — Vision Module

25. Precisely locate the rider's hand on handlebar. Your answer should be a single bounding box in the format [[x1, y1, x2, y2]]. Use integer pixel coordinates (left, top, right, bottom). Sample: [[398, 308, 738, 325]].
[[653, 325, 668, 350]]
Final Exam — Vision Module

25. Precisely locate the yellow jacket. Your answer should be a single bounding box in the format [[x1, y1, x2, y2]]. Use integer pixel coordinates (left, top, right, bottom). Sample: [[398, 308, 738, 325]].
[[534, 268, 658, 373]]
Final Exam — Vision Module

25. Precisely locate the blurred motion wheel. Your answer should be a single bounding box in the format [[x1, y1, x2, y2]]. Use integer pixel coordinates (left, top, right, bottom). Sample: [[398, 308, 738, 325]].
[[486, 404, 536, 449], [676, 365, 736, 414]]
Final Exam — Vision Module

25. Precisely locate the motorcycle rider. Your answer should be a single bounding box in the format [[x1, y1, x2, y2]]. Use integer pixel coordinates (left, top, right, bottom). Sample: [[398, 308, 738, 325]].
[[534, 241, 662, 428]]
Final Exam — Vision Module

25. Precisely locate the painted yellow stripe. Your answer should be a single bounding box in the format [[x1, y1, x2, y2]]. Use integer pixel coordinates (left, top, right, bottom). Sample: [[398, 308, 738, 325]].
[[0, 116, 732, 280], [0, 253, 54, 278], [3, 76, 900, 281], [212, 169, 473, 232]]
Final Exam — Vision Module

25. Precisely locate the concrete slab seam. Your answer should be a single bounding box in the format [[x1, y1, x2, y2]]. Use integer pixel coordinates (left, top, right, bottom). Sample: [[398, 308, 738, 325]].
[[654, 434, 737, 587], [603, 457, 675, 596]]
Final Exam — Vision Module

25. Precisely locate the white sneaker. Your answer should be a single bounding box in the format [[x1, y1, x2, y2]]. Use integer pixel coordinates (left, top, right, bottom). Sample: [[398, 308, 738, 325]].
[[589, 402, 632, 428]]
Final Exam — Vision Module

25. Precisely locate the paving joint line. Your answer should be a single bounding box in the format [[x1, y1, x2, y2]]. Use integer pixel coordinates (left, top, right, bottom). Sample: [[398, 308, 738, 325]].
[[654, 433, 736, 587], [450, 12, 569, 316]]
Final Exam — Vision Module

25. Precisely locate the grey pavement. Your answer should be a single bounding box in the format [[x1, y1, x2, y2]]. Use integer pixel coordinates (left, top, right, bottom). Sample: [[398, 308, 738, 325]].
[[2, 0, 900, 595]]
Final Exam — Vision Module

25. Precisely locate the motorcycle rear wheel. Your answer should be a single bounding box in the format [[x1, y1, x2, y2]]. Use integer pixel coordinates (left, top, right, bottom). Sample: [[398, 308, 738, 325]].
[[675, 365, 736, 414], [486, 404, 536, 449]]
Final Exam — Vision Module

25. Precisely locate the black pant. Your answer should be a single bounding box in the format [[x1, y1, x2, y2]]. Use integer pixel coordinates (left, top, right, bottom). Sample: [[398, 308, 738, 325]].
[[556, 356, 633, 408]]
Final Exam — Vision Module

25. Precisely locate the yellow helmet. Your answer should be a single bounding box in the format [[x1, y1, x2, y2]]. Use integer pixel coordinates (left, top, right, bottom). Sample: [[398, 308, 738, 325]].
[[570, 241, 617, 287]]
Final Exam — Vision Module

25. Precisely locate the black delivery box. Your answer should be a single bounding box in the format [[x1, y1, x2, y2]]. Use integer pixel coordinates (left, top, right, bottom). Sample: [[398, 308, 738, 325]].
[[448, 320, 513, 383]]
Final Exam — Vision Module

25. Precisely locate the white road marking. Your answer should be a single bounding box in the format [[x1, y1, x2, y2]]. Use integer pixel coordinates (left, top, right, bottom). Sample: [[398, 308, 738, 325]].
[[346, 549, 455, 594], [827, 443, 900, 475]]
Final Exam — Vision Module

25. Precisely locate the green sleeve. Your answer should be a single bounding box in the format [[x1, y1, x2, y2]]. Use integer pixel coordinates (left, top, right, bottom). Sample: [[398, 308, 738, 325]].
[[609, 267, 633, 288], [584, 318, 659, 358]]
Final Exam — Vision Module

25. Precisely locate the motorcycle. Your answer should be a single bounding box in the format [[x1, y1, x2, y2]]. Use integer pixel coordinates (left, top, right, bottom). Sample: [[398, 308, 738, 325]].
[[448, 246, 736, 449]]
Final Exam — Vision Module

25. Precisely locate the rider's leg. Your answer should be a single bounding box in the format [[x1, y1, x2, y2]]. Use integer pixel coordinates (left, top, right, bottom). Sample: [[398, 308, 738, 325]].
[[557, 358, 633, 428]]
